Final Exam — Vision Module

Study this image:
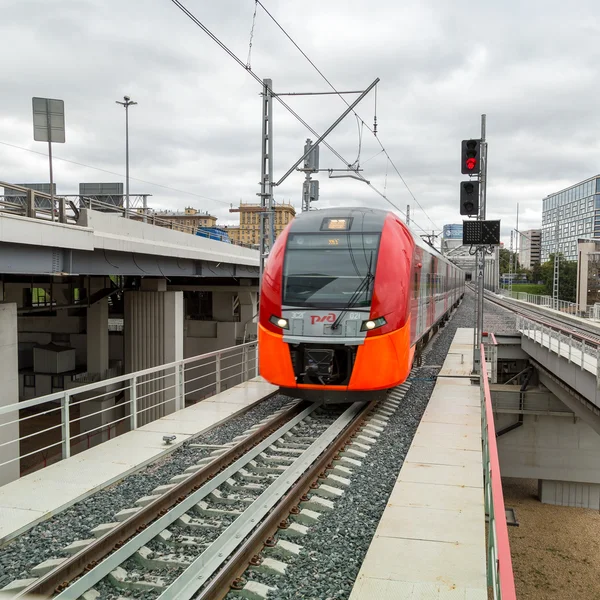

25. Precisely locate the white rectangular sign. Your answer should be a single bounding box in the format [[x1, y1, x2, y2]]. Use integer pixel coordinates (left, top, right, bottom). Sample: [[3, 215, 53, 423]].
[[32, 97, 65, 143]]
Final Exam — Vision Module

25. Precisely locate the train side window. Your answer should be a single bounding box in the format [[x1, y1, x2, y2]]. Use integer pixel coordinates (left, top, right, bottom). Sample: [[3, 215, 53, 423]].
[[414, 272, 419, 298]]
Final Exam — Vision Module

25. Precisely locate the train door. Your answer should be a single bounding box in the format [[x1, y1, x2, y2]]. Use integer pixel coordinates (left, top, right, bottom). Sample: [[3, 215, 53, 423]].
[[428, 255, 436, 328], [411, 247, 424, 343], [444, 263, 449, 313]]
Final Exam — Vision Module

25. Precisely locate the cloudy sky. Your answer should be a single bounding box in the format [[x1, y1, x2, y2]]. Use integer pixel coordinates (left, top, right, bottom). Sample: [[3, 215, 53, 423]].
[[2, 0, 600, 246]]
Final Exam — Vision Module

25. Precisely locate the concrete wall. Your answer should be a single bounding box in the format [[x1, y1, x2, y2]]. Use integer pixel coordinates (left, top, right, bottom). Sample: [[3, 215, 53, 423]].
[[0, 304, 19, 485], [538, 479, 600, 509], [497, 412, 600, 486]]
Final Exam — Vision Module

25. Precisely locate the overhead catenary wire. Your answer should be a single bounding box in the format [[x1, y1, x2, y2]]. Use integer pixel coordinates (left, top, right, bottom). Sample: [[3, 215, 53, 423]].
[[168, 1, 433, 236], [255, 0, 441, 233], [170, 0, 350, 170]]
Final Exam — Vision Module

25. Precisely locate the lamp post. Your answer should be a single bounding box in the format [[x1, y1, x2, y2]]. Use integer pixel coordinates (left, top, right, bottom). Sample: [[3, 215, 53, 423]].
[[115, 95, 137, 218]]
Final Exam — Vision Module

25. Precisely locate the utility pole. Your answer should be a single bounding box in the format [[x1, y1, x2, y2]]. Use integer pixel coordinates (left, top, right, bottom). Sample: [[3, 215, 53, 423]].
[[516, 203, 519, 275], [406, 205, 410, 227], [258, 77, 379, 279], [116, 96, 137, 218], [553, 219, 560, 309], [259, 79, 274, 282], [508, 230, 513, 296]]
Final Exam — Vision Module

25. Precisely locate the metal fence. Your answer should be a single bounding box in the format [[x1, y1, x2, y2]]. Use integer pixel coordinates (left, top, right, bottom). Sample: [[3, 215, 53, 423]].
[[516, 314, 600, 385], [499, 289, 600, 319], [0, 182, 255, 250], [480, 343, 517, 600], [0, 342, 258, 476]]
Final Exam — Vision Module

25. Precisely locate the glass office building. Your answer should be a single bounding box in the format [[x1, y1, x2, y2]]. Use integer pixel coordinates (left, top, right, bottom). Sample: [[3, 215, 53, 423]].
[[541, 175, 600, 262]]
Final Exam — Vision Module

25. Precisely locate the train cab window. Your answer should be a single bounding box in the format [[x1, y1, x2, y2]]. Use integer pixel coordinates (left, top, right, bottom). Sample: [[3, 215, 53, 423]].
[[414, 272, 419, 298], [282, 233, 380, 308]]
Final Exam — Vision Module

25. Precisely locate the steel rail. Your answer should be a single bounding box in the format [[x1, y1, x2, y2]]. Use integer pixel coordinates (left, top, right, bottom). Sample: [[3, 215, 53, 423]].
[[15, 400, 307, 599], [194, 400, 376, 600]]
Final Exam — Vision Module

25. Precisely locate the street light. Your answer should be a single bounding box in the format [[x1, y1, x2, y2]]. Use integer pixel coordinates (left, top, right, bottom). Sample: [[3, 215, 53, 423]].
[[115, 95, 137, 218]]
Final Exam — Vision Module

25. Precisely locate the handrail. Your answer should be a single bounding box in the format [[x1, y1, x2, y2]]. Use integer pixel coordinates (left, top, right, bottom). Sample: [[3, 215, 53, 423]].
[[1, 341, 259, 476], [494, 291, 600, 347], [480, 343, 517, 600], [0, 341, 257, 417]]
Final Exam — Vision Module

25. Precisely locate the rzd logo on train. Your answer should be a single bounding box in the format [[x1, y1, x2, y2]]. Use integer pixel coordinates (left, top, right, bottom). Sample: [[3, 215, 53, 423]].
[[310, 313, 336, 325]]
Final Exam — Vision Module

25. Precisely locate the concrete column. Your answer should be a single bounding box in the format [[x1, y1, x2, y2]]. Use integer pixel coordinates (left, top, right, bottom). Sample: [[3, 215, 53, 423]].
[[125, 290, 184, 425], [76, 280, 112, 448], [238, 291, 258, 342], [87, 299, 109, 376], [212, 291, 236, 321], [0, 304, 20, 485]]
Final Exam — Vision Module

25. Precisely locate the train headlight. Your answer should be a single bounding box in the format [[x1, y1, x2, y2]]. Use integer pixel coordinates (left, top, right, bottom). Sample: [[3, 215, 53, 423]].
[[361, 317, 386, 331], [270, 315, 289, 330]]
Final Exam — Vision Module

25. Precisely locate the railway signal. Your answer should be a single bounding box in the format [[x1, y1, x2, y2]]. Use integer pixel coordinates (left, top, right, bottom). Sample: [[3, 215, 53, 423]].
[[460, 180, 479, 216], [461, 139, 481, 175]]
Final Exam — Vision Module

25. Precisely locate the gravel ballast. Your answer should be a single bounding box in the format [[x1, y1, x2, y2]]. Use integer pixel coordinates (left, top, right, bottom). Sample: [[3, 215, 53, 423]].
[[1, 289, 527, 596], [0, 392, 294, 588], [223, 293, 479, 600]]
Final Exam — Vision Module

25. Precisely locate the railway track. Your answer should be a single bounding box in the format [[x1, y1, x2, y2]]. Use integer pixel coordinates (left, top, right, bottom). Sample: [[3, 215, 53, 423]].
[[4, 394, 396, 600]]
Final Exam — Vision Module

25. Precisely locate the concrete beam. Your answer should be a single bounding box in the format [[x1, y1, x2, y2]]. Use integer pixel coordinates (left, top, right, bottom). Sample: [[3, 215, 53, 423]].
[[0, 242, 259, 278], [537, 369, 600, 436], [522, 336, 600, 411]]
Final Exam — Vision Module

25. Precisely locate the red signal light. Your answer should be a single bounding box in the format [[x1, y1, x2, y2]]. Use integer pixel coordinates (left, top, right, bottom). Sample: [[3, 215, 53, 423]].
[[466, 157, 477, 171]]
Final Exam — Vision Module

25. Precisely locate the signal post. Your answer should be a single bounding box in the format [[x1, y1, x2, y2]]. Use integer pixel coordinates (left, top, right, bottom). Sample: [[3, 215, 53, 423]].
[[460, 115, 500, 374]]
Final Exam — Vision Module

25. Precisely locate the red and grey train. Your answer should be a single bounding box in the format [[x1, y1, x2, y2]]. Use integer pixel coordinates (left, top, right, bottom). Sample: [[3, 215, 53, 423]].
[[258, 207, 464, 401]]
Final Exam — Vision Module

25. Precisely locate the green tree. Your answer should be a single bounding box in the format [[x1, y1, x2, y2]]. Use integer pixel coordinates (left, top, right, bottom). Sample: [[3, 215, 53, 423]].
[[539, 254, 577, 302], [530, 262, 543, 284], [499, 248, 521, 274]]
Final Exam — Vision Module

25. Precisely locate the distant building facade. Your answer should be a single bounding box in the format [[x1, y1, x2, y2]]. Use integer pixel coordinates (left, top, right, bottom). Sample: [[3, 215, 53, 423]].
[[227, 202, 295, 246], [155, 207, 217, 234], [441, 224, 463, 255], [541, 175, 600, 262], [518, 229, 541, 270]]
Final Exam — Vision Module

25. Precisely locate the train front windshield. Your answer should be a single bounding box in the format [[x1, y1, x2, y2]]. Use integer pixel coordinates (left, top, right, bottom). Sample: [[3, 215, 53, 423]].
[[282, 233, 380, 309]]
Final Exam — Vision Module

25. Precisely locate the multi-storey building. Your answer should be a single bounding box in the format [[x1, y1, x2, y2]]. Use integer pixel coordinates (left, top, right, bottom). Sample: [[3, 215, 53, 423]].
[[541, 176, 600, 262], [227, 201, 296, 247], [518, 229, 541, 270], [154, 207, 217, 234]]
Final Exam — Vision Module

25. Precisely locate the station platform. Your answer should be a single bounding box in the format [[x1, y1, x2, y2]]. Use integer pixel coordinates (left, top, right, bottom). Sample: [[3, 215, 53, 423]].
[[349, 328, 487, 599], [0, 378, 277, 546]]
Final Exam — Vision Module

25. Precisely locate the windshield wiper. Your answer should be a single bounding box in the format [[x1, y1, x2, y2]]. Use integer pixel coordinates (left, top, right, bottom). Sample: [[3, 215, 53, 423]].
[[331, 253, 374, 331]]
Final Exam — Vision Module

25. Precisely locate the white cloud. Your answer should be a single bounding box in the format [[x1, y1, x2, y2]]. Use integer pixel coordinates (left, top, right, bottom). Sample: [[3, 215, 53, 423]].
[[2, 0, 600, 240]]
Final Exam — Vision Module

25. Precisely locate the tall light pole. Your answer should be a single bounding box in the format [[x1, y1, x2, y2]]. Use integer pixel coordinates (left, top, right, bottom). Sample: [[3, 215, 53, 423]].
[[115, 95, 137, 218]]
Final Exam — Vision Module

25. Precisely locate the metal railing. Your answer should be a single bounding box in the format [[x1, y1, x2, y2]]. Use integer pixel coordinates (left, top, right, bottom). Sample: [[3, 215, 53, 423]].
[[0, 342, 258, 476], [0, 182, 257, 250], [499, 288, 599, 319], [516, 314, 600, 386], [480, 343, 517, 600]]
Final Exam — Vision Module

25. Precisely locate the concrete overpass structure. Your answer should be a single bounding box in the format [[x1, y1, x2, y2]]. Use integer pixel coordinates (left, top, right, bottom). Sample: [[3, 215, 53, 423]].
[[487, 317, 600, 509], [0, 200, 260, 486]]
